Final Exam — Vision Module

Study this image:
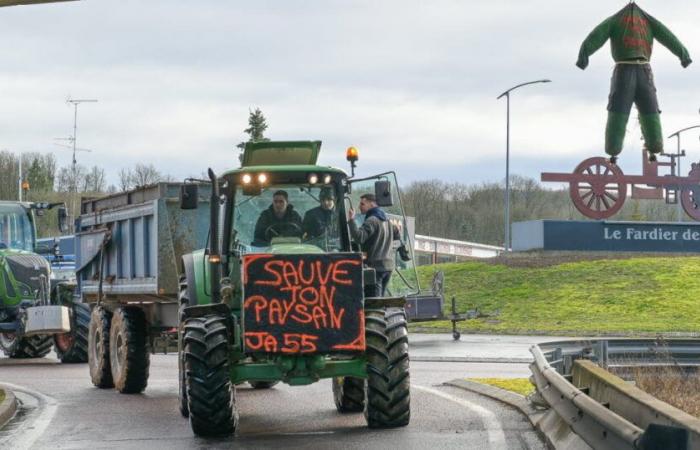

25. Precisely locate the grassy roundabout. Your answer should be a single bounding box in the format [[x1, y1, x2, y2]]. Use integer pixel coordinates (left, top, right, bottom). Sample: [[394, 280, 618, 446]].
[[416, 255, 700, 335]]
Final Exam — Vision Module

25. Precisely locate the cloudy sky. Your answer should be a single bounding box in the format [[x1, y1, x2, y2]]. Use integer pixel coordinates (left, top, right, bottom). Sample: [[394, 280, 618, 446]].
[[1, 0, 699, 188]]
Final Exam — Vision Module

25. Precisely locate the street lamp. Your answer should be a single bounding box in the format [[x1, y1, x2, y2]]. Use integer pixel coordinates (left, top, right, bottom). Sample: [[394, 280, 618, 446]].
[[668, 125, 700, 221], [497, 79, 551, 251]]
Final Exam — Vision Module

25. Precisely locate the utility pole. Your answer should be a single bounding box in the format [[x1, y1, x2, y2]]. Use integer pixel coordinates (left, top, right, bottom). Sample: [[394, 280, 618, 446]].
[[61, 98, 98, 226]]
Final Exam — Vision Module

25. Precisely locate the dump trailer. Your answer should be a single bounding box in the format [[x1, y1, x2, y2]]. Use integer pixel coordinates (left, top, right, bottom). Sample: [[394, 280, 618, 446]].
[[77, 183, 212, 392], [0, 201, 89, 362]]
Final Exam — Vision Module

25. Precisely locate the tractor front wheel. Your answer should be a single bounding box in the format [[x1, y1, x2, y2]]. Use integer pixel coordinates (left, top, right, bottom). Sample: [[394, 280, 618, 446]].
[[0, 333, 52, 359], [55, 302, 90, 363], [333, 377, 365, 413], [88, 306, 113, 388], [110, 307, 150, 394], [184, 315, 238, 436], [364, 307, 410, 428]]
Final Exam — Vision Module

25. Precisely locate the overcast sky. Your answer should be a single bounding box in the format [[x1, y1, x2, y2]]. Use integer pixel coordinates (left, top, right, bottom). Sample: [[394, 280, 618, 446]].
[[1, 0, 699, 188]]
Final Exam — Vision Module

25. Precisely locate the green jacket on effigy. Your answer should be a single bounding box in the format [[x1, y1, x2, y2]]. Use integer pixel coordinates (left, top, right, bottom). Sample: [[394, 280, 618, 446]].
[[577, 3, 692, 69]]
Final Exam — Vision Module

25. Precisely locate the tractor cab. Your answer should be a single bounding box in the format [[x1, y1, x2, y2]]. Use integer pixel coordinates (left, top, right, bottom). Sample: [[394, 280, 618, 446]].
[[0, 202, 35, 252]]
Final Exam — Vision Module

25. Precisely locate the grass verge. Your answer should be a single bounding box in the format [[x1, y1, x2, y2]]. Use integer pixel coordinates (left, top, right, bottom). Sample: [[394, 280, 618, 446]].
[[416, 256, 700, 335], [467, 378, 535, 396]]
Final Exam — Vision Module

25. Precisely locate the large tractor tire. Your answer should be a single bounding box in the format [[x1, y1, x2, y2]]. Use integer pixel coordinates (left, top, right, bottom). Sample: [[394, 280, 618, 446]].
[[184, 315, 238, 436], [54, 302, 90, 363], [88, 306, 114, 388], [364, 307, 410, 428], [332, 377, 365, 413], [0, 333, 52, 358], [249, 381, 279, 389], [110, 307, 150, 394], [178, 275, 190, 418]]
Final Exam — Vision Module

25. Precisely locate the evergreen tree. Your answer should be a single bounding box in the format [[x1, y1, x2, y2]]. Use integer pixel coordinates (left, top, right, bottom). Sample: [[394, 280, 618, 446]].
[[237, 108, 269, 150]]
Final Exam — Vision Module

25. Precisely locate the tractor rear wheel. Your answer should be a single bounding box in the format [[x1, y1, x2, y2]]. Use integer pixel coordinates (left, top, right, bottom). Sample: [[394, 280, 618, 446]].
[[184, 315, 237, 436], [364, 307, 410, 428], [54, 302, 90, 363], [0, 333, 52, 358], [110, 307, 150, 394], [88, 306, 114, 388], [333, 377, 365, 413]]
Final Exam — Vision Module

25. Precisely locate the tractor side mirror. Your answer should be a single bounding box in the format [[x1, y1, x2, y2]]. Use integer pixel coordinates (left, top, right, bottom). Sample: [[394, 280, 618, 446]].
[[375, 180, 393, 207], [180, 184, 199, 210], [57, 206, 68, 233]]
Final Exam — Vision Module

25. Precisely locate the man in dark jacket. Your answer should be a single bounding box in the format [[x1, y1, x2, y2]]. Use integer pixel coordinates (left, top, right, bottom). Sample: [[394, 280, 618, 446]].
[[347, 193, 399, 297], [303, 187, 337, 240], [253, 190, 303, 245]]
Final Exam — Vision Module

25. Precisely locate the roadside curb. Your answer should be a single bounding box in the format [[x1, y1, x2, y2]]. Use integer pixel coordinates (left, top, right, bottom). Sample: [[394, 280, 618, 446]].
[[445, 379, 591, 449], [444, 379, 544, 426], [413, 356, 532, 364], [0, 385, 17, 429]]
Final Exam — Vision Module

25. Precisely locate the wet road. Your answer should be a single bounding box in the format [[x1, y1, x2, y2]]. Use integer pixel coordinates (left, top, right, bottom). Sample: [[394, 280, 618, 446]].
[[0, 336, 546, 449]]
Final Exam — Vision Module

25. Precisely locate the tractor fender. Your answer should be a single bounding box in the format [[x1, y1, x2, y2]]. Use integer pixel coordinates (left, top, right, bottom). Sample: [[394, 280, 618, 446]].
[[181, 253, 199, 307]]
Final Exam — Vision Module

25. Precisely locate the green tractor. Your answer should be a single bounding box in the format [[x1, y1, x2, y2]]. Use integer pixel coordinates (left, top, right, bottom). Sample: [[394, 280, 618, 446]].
[[178, 141, 418, 435], [0, 201, 89, 362]]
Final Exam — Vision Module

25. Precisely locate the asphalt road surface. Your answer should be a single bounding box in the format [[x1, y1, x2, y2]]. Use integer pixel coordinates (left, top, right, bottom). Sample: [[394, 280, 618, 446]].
[[0, 337, 546, 450]]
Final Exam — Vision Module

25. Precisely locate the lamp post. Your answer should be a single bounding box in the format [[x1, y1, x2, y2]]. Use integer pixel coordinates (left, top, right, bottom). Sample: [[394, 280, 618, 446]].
[[668, 125, 700, 221], [497, 79, 551, 251]]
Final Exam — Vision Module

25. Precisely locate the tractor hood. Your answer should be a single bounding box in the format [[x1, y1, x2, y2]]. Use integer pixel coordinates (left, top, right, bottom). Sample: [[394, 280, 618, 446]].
[[0, 249, 50, 304]]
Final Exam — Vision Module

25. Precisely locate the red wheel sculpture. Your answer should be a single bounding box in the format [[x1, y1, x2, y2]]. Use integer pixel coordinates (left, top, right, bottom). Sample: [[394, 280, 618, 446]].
[[681, 164, 700, 221], [569, 157, 627, 219]]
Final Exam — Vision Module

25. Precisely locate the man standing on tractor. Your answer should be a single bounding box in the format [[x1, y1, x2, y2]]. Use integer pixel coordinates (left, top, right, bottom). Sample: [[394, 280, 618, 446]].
[[348, 193, 398, 297], [253, 190, 303, 245], [303, 187, 337, 240]]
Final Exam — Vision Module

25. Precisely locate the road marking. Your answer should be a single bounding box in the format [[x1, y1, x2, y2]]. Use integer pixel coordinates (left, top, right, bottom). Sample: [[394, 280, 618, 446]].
[[0, 382, 58, 450], [413, 384, 507, 449]]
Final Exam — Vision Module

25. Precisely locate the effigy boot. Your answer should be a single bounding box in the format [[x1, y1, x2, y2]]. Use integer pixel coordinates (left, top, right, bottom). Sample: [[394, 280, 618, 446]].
[[639, 113, 664, 162], [605, 111, 629, 163]]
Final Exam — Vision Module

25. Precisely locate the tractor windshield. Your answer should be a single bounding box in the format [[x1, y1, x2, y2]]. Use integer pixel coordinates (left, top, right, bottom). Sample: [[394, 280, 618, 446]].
[[0, 204, 34, 252], [232, 185, 343, 253]]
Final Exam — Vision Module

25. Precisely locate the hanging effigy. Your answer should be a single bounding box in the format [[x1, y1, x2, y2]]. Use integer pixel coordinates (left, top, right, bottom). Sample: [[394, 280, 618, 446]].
[[576, 2, 692, 164]]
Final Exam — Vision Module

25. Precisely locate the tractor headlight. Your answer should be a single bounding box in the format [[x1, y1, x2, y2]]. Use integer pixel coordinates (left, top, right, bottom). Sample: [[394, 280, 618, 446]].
[[242, 174, 252, 184], [257, 173, 268, 184], [308, 174, 318, 184], [323, 174, 332, 184]]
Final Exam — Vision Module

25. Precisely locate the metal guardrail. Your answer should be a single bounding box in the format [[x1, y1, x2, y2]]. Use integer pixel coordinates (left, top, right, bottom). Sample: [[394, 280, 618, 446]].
[[530, 339, 700, 450]]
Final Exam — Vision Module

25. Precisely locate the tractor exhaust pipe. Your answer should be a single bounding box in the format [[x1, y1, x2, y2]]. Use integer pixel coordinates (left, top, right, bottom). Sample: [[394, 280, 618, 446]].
[[208, 168, 222, 304]]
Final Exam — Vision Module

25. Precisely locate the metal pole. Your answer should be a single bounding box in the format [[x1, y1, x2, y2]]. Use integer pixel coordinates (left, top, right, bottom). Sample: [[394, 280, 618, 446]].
[[504, 93, 510, 251], [676, 135, 682, 222], [18, 152, 21, 202]]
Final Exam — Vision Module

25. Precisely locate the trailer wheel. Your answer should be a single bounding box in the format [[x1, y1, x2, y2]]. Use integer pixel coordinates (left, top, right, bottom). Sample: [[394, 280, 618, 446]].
[[184, 315, 237, 436], [0, 333, 52, 358], [55, 303, 90, 363], [89, 306, 114, 388], [332, 377, 365, 413], [110, 307, 150, 394], [249, 381, 279, 389], [364, 307, 410, 428]]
